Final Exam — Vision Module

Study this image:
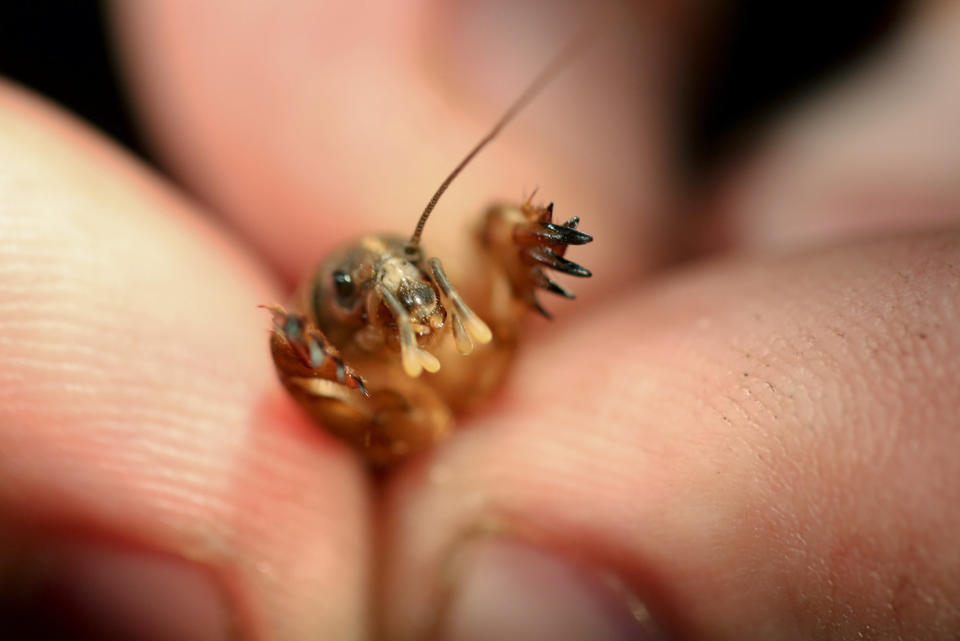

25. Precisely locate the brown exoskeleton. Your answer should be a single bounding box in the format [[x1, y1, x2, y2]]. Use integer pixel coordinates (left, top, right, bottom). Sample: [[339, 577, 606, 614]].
[[264, 51, 593, 465]]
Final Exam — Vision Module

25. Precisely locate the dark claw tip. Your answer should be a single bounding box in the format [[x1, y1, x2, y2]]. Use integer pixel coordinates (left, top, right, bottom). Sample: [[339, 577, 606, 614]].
[[355, 377, 369, 397], [539, 222, 593, 245], [531, 247, 592, 277], [537, 274, 576, 299], [531, 297, 553, 320]]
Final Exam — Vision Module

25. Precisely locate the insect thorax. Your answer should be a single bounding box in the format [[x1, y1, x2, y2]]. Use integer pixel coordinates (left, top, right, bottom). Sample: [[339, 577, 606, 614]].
[[309, 235, 444, 350]]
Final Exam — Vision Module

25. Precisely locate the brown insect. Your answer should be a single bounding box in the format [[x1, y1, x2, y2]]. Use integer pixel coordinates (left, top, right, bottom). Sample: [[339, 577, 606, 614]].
[[264, 48, 593, 465]]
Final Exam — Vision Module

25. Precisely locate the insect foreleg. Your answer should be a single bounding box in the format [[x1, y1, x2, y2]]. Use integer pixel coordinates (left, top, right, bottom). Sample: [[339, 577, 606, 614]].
[[262, 304, 368, 395], [479, 200, 593, 319]]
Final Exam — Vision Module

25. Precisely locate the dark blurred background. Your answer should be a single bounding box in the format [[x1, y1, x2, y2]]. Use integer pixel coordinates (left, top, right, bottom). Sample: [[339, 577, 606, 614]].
[[0, 2, 147, 157], [0, 1, 907, 175]]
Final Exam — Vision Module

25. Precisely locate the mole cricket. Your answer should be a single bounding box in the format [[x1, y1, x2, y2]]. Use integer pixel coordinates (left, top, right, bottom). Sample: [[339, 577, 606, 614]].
[[263, 49, 593, 465]]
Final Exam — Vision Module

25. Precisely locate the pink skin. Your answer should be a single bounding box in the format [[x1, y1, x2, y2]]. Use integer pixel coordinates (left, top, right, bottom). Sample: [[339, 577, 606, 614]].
[[0, 1, 958, 639]]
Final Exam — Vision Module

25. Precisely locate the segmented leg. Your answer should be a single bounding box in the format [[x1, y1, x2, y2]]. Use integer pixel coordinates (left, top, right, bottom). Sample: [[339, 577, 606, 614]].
[[481, 199, 593, 318], [261, 304, 368, 396], [264, 304, 452, 465]]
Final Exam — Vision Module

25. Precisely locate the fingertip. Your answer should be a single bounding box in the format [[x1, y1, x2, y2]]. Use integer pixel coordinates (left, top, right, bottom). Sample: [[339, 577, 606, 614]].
[[380, 233, 960, 639], [0, 80, 371, 641]]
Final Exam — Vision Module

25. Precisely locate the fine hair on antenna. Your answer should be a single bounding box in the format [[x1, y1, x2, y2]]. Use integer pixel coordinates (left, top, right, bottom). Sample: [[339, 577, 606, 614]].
[[405, 36, 585, 254]]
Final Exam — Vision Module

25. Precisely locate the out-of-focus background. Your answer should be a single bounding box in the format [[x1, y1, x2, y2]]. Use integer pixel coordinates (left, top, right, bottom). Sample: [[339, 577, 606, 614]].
[[0, 1, 906, 179], [0, 3, 147, 158]]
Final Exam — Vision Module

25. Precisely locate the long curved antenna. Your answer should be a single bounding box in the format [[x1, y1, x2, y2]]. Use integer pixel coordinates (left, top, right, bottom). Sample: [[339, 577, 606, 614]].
[[406, 35, 587, 252]]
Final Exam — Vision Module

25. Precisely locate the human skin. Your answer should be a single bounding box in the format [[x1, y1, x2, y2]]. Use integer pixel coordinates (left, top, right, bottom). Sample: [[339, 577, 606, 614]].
[[0, 1, 958, 640]]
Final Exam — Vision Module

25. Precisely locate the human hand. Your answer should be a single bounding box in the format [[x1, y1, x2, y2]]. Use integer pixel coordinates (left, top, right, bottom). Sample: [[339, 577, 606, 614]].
[[1, 2, 958, 640]]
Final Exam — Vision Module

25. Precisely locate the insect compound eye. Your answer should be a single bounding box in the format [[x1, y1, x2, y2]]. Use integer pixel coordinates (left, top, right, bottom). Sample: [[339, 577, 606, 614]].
[[332, 269, 356, 304]]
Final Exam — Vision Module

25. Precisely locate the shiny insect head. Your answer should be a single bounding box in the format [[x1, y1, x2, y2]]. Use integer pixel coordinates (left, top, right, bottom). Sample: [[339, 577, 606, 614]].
[[264, 46, 593, 465]]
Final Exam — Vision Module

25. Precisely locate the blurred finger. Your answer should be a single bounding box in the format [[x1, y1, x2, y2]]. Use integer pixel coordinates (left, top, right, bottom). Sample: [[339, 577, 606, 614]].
[[113, 0, 690, 299], [0, 81, 369, 640], [380, 232, 960, 639], [695, 3, 960, 253]]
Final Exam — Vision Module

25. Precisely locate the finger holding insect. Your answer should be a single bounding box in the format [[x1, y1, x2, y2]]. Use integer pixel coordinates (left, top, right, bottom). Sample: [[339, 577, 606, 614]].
[[381, 232, 960, 640], [0, 83, 371, 641], [113, 0, 685, 299]]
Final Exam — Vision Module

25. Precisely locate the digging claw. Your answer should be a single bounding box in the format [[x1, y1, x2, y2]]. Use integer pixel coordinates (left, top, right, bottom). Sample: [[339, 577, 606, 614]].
[[501, 201, 593, 318], [528, 247, 592, 278], [538, 221, 593, 245], [514, 221, 592, 247], [530, 296, 553, 319], [534, 271, 576, 299]]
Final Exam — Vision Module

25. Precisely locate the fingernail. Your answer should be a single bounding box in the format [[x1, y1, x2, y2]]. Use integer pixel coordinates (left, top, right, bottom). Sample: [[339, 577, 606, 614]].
[[438, 538, 668, 641], [0, 538, 230, 641]]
